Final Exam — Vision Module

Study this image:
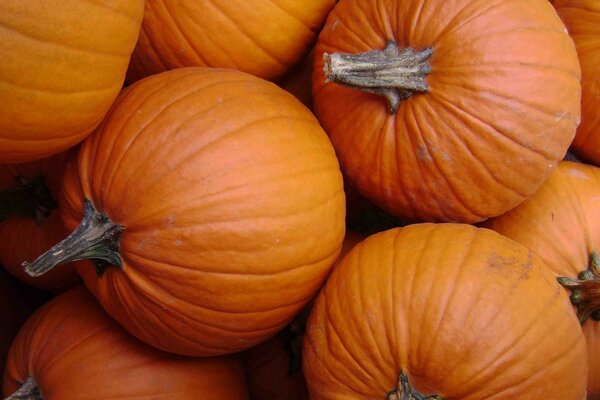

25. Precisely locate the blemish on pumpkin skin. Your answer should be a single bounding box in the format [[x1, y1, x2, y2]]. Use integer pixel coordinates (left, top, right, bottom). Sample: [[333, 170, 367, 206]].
[[486, 251, 532, 280]]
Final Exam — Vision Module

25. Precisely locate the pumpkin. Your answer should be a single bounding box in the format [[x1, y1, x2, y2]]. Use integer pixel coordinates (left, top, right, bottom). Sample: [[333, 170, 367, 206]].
[[0, 0, 144, 163], [243, 230, 363, 400], [279, 48, 315, 109], [483, 161, 600, 397], [312, 0, 581, 223], [0, 268, 48, 376], [303, 224, 587, 399], [3, 287, 249, 400], [0, 153, 79, 292], [553, 0, 600, 165], [126, 0, 335, 83], [23, 67, 346, 357]]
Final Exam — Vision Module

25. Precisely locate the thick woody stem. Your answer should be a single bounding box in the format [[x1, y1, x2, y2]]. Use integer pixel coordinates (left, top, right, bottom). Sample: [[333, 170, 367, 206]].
[[23, 198, 124, 278], [386, 372, 444, 400], [324, 41, 433, 114], [0, 175, 57, 225], [557, 252, 600, 324], [4, 377, 42, 400]]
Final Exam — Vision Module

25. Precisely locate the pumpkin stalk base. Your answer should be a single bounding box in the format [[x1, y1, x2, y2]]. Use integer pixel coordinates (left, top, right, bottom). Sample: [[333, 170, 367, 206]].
[[23, 198, 124, 278], [0, 175, 57, 225], [557, 252, 600, 324], [323, 41, 433, 114], [386, 372, 443, 400], [4, 376, 43, 400]]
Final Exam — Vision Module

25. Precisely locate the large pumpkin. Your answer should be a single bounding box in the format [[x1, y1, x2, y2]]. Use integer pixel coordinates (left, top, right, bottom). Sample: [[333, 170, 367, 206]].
[[0, 268, 48, 376], [24, 68, 346, 356], [313, 0, 581, 223], [0, 0, 143, 163], [483, 161, 600, 397], [553, 0, 600, 165], [3, 287, 249, 399], [0, 153, 79, 292], [303, 224, 587, 399], [127, 0, 335, 82]]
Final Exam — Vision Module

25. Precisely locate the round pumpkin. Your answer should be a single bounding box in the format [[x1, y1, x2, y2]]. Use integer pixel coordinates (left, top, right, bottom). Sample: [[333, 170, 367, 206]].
[[0, 153, 79, 292], [24, 67, 346, 357], [0, 268, 48, 377], [483, 161, 600, 397], [126, 0, 335, 83], [0, 0, 144, 163], [303, 224, 587, 399], [553, 0, 600, 165], [312, 0, 581, 223], [3, 287, 249, 400]]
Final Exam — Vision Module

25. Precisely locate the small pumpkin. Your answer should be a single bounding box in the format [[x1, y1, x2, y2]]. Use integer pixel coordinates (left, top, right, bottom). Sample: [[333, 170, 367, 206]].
[[303, 224, 587, 399], [24, 68, 346, 357], [553, 0, 600, 165], [0, 268, 48, 376], [0, 0, 144, 163], [313, 0, 581, 223], [0, 153, 79, 292], [127, 0, 335, 83], [3, 287, 249, 400], [483, 161, 600, 397]]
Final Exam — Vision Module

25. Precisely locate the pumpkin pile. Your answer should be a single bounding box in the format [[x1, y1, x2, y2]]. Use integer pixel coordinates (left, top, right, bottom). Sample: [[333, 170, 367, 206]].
[[1, 0, 598, 399]]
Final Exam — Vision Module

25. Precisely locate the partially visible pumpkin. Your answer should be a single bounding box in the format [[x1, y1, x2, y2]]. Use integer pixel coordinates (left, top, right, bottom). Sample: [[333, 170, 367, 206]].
[[279, 48, 315, 109], [3, 287, 249, 399], [127, 0, 335, 83], [303, 224, 587, 399], [553, 0, 600, 165], [313, 0, 580, 223], [0, 0, 144, 163], [483, 161, 600, 397], [0, 268, 48, 376], [0, 153, 79, 292], [24, 67, 346, 357]]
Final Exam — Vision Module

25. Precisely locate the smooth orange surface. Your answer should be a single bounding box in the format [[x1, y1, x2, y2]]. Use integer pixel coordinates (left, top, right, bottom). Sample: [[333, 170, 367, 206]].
[[304, 224, 587, 399], [127, 0, 335, 82], [3, 288, 249, 400], [0, 153, 79, 292], [60, 68, 346, 356], [484, 161, 600, 397], [313, 0, 581, 223], [555, 0, 600, 165], [0, 0, 143, 162]]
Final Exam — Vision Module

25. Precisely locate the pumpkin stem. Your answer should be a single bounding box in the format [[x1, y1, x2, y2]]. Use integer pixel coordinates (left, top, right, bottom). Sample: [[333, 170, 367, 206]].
[[4, 376, 43, 400], [386, 372, 443, 400], [0, 175, 57, 225], [557, 251, 600, 324], [23, 198, 124, 278], [323, 41, 433, 114]]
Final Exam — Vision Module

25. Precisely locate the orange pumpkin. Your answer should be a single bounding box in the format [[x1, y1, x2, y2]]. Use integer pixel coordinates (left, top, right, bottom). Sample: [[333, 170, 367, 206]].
[[0, 153, 79, 292], [303, 224, 587, 399], [0, 0, 143, 163], [313, 0, 581, 223], [24, 68, 346, 357], [483, 161, 600, 397], [243, 230, 363, 400], [553, 0, 600, 165], [0, 268, 48, 376], [127, 0, 335, 83], [3, 287, 249, 399]]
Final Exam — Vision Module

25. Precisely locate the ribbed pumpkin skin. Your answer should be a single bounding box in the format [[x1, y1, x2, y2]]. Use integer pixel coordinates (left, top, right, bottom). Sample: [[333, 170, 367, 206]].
[[483, 161, 600, 397], [0, 1, 143, 163], [127, 0, 335, 83], [60, 68, 345, 356], [303, 224, 587, 399], [554, 0, 600, 165], [313, 0, 581, 223], [3, 288, 250, 400], [0, 154, 79, 292]]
